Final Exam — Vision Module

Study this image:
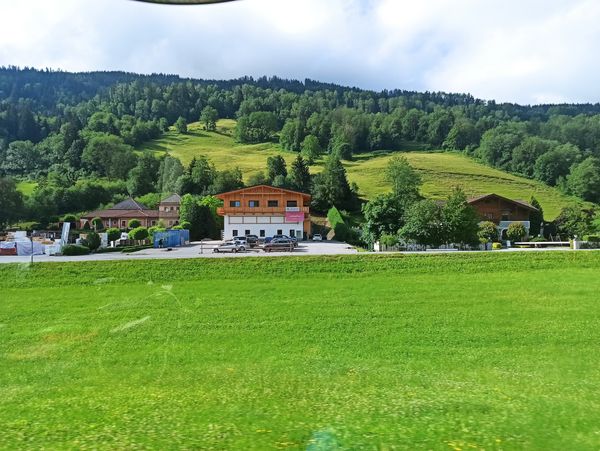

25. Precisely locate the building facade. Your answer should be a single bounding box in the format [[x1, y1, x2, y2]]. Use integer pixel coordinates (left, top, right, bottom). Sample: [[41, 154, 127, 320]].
[[158, 193, 182, 227], [80, 194, 181, 229], [468, 193, 538, 238], [216, 185, 311, 240]]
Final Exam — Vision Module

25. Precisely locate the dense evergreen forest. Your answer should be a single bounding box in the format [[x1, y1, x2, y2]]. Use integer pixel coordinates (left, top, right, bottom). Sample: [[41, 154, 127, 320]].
[[1, 66, 600, 232]]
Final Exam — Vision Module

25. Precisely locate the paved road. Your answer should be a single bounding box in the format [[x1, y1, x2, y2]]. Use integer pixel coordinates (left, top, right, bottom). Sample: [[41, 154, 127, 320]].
[[0, 241, 358, 264]]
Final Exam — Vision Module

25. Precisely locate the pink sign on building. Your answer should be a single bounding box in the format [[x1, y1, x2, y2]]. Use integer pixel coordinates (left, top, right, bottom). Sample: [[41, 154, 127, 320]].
[[285, 211, 305, 222]]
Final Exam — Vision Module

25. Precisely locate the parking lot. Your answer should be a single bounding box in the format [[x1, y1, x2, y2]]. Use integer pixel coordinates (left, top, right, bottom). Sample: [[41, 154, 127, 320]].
[[0, 240, 358, 264]]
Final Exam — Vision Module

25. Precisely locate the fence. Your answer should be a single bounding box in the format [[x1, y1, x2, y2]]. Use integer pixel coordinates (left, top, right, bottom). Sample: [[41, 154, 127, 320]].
[[153, 230, 190, 248]]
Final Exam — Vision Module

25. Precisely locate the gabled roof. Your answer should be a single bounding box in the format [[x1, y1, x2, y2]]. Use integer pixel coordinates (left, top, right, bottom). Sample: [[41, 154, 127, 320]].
[[81, 209, 159, 219], [468, 193, 538, 211], [81, 197, 158, 219], [111, 198, 151, 211], [161, 193, 182, 204], [216, 184, 311, 200]]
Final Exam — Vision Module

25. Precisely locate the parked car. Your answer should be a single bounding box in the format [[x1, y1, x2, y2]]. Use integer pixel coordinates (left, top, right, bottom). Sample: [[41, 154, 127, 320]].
[[312, 234, 322, 241], [245, 234, 259, 247], [263, 238, 294, 252], [232, 236, 248, 246], [272, 234, 298, 246], [213, 240, 246, 253]]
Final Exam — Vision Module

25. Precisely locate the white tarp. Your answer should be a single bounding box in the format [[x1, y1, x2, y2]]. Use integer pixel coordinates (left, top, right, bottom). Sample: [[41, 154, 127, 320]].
[[16, 241, 45, 256], [60, 222, 70, 246], [0, 242, 16, 249]]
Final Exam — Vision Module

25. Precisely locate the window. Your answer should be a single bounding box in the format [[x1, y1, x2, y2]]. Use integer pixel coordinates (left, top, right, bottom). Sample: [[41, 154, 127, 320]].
[[233, 229, 238, 237], [290, 229, 295, 237], [229, 200, 241, 207], [501, 214, 509, 221], [267, 200, 278, 207], [277, 229, 283, 235], [121, 221, 126, 228], [286, 200, 298, 207], [151, 221, 156, 226], [245, 229, 250, 236], [249, 200, 260, 207], [260, 230, 265, 237]]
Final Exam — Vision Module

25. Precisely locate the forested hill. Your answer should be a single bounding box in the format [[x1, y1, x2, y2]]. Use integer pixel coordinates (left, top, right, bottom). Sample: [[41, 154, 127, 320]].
[[4, 66, 600, 119], [1, 66, 600, 228]]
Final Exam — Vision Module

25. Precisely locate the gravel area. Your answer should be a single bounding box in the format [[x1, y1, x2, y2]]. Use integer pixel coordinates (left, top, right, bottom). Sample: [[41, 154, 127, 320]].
[[0, 240, 358, 264]]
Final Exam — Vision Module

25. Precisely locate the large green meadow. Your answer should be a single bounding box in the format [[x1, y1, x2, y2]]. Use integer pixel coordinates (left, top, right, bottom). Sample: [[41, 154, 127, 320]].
[[138, 120, 581, 219], [2, 252, 600, 449]]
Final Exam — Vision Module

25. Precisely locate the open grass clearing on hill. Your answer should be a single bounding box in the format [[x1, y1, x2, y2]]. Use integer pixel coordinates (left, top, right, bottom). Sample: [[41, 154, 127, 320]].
[[15, 180, 38, 196], [2, 252, 600, 449], [342, 151, 583, 220], [138, 120, 580, 219]]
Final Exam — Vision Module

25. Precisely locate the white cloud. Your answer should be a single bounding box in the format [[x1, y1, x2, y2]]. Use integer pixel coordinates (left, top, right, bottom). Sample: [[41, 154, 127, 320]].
[[0, 0, 599, 104]]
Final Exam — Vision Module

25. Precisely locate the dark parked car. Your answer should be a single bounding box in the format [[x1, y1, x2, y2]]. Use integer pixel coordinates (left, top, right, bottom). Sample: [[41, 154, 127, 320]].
[[272, 234, 298, 246], [245, 234, 259, 247], [263, 238, 294, 252]]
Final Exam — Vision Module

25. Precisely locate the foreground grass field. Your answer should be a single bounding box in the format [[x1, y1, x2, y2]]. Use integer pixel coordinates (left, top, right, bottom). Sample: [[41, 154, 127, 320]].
[[138, 120, 580, 219], [2, 252, 600, 449]]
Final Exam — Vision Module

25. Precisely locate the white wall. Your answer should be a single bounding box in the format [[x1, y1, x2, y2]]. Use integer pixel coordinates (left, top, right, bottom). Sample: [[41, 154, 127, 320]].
[[223, 215, 304, 240]]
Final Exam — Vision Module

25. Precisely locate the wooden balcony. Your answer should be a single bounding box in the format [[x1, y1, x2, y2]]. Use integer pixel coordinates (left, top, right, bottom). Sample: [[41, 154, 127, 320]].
[[217, 206, 309, 216]]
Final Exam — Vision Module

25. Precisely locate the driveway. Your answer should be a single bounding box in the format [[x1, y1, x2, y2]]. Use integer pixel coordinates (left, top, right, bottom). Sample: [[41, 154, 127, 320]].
[[0, 240, 358, 264]]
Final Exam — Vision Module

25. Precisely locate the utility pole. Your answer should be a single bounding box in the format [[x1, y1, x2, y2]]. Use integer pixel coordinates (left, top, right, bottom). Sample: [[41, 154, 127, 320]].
[[29, 232, 34, 265]]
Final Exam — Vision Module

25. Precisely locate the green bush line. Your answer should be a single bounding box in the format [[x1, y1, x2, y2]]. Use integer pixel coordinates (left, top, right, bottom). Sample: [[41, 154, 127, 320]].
[[1, 252, 599, 289]]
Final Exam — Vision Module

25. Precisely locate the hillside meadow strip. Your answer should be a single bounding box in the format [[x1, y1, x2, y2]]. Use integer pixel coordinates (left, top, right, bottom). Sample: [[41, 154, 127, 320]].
[[1, 252, 600, 449], [139, 120, 581, 220]]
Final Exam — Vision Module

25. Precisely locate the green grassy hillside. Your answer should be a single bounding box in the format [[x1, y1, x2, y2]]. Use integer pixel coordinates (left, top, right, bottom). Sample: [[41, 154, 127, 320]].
[[138, 120, 582, 219], [15, 180, 37, 196], [2, 252, 600, 449]]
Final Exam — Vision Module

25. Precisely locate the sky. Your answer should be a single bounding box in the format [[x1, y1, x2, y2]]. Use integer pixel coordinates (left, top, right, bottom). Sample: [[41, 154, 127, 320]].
[[1, 0, 599, 105]]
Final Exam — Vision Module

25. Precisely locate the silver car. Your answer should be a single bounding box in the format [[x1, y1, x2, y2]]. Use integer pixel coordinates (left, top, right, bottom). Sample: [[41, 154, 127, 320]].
[[213, 240, 246, 253]]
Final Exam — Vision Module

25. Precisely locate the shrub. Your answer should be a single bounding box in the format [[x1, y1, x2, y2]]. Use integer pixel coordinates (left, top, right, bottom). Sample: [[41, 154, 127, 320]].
[[128, 226, 149, 241], [62, 244, 90, 256], [492, 242, 502, 250], [106, 227, 122, 243], [327, 206, 353, 242], [172, 225, 183, 230], [179, 221, 191, 230], [128, 219, 142, 229], [380, 233, 398, 247], [477, 221, 498, 242], [82, 231, 101, 251], [120, 244, 153, 253], [82, 221, 90, 230], [506, 222, 527, 242], [62, 214, 77, 224], [584, 235, 600, 242], [530, 236, 548, 242], [148, 226, 166, 239], [94, 247, 121, 254], [91, 217, 104, 231]]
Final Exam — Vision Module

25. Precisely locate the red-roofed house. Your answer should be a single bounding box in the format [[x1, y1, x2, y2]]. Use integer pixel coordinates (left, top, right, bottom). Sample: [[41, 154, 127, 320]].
[[80, 194, 181, 229]]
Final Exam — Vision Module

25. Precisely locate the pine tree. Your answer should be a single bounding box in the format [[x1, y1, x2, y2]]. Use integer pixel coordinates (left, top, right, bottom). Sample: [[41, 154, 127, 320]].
[[289, 154, 311, 192], [266, 155, 287, 182], [311, 155, 357, 212], [529, 196, 544, 237]]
